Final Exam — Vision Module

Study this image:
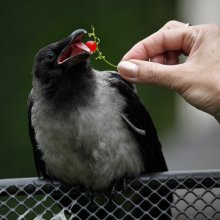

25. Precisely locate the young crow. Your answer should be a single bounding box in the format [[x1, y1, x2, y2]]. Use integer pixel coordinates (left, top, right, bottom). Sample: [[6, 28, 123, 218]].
[[28, 29, 171, 219]]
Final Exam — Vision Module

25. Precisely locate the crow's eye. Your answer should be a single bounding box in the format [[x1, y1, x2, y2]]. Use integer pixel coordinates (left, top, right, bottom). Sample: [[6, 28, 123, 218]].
[[45, 51, 56, 62]]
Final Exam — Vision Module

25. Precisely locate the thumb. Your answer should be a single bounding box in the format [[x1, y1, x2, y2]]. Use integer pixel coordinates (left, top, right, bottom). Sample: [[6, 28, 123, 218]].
[[117, 60, 183, 90]]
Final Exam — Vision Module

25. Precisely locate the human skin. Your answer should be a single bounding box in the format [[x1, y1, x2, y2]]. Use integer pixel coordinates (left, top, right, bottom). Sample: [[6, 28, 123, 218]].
[[117, 20, 220, 123]]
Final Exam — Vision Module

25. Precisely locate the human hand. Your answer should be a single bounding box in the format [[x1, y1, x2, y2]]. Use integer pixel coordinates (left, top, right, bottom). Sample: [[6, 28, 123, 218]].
[[117, 21, 220, 122]]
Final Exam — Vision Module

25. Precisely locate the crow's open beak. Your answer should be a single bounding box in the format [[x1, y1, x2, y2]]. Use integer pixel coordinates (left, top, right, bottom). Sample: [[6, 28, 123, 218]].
[[57, 29, 91, 65]]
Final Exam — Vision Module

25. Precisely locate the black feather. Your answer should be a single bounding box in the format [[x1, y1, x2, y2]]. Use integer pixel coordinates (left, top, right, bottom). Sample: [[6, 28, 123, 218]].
[[108, 72, 168, 173]]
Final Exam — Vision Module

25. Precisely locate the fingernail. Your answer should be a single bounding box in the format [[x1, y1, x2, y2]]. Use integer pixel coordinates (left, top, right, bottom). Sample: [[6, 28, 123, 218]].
[[117, 61, 138, 78]]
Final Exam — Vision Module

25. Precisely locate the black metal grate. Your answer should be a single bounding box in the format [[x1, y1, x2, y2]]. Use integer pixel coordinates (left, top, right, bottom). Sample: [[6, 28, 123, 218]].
[[0, 170, 220, 219]]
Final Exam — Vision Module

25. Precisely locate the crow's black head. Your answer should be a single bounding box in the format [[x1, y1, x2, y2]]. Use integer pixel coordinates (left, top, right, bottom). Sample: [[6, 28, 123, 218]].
[[32, 29, 95, 103], [33, 29, 91, 83]]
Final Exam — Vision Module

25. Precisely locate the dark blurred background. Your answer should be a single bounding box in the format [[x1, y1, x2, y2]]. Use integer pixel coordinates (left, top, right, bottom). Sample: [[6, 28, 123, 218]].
[[4, 0, 220, 180], [0, 0, 177, 178]]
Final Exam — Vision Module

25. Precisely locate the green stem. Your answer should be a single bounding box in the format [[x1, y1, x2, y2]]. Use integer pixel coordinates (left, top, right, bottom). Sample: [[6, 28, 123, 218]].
[[95, 48, 117, 68], [88, 25, 117, 69], [99, 56, 117, 68]]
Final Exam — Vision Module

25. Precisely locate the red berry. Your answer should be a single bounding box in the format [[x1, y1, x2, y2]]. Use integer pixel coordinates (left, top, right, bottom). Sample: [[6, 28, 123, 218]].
[[85, 41, 97, 53]]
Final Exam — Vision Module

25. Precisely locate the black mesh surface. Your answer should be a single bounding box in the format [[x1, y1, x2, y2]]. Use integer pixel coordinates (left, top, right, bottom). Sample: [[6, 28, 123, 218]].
[[0, 170, 220, 219]]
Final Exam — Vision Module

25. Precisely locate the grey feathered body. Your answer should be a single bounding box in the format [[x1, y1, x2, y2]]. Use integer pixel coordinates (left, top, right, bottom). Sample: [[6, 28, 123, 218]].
[[31, 70, 144, 190]]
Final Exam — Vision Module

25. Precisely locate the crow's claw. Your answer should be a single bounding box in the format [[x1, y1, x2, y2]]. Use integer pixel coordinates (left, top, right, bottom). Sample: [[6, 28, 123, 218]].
[[110, 178, 128, 200], [86, 190, 95, 202]]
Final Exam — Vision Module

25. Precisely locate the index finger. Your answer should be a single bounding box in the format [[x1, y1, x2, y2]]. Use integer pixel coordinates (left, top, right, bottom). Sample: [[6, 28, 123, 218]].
[[122, 27, 196, 61]]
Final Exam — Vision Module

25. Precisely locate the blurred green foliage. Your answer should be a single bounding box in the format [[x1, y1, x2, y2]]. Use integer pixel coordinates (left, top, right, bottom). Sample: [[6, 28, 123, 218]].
[[0, 0, 176, 178]]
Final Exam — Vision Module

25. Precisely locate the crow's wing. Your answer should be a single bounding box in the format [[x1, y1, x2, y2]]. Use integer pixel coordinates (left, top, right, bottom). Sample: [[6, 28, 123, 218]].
[[108, 72, 172, 218], [27, 93, 49, 178], [108, 72, 168, 172]]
